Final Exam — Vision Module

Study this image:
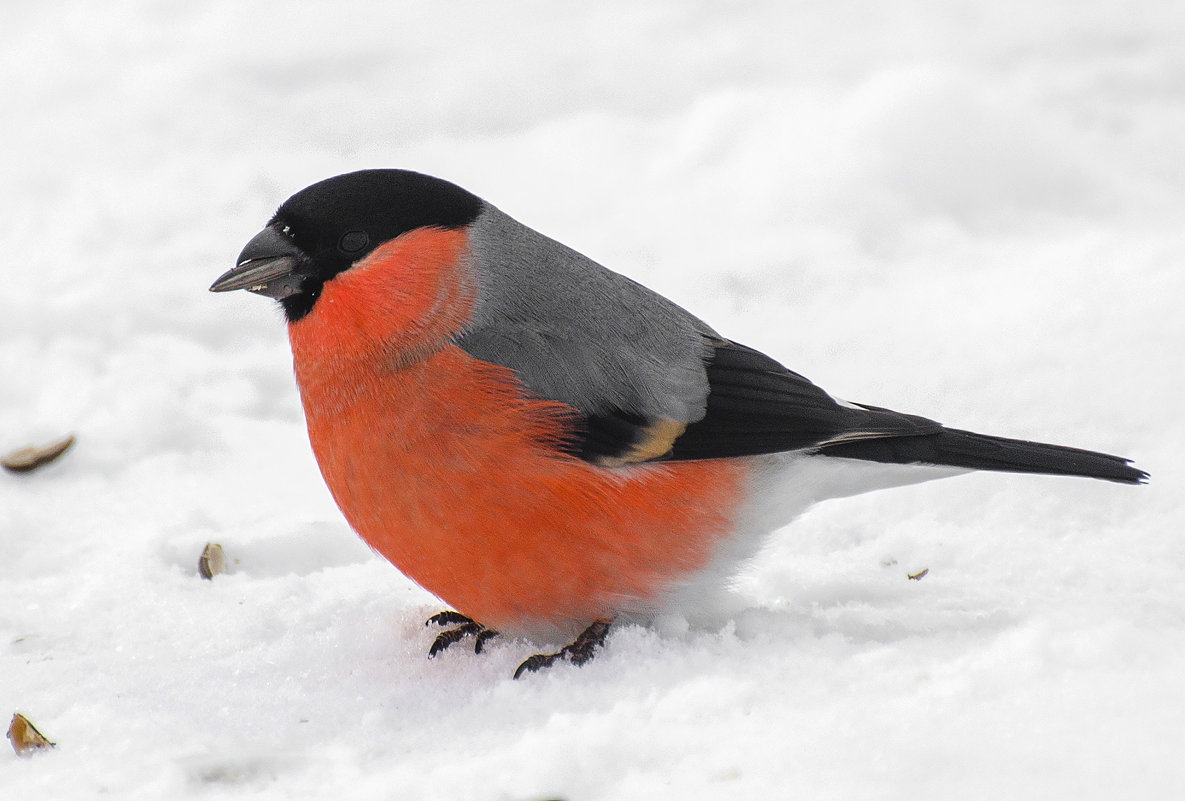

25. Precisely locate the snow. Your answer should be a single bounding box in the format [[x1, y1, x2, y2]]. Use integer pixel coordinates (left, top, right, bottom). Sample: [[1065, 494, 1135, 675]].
[[2, 1, 1182, 798]]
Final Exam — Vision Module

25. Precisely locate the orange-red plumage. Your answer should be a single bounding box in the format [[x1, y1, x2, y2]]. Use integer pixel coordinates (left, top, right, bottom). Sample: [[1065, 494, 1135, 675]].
[[290, 227, 746, 636]]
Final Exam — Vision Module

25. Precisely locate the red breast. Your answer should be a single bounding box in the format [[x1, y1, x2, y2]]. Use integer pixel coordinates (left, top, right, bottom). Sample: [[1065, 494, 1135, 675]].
[[287, 227, 747, 637]]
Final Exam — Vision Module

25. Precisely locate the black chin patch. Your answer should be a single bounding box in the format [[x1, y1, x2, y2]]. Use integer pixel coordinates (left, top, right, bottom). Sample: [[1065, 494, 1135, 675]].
[[280, 280, 323, 323]]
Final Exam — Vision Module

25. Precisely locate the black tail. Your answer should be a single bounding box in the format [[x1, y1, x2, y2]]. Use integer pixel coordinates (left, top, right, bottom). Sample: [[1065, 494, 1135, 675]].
[[817, 427, 1148, 485]]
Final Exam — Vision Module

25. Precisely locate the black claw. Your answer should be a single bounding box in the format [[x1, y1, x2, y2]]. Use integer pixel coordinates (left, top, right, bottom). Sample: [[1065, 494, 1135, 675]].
[[473, 628, 499, 655], [513, 653, 558, 679], [429, 622, 483, 657], [564, 620, 611, 665], [425, 612, 497, 659], [426, 610, 475, 627], [513, 620, 612, 679]]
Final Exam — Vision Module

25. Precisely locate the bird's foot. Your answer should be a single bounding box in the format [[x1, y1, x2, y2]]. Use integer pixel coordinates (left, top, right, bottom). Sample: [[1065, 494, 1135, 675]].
[[513, 621, 612, 679], [425, 611, 499, 657]]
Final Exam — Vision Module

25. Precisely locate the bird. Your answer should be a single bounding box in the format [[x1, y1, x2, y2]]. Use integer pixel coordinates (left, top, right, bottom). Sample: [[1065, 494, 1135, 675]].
[[210, 169, 1147, 678]]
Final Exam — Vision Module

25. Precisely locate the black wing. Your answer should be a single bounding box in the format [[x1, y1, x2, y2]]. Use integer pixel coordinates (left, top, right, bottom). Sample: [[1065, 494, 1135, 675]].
[[563, 340, 1147, 485], [566, 340, 938, 465]]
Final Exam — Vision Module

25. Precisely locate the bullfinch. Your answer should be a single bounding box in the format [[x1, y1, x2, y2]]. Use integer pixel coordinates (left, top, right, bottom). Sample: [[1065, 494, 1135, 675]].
[[211, 169, 1147, 678]]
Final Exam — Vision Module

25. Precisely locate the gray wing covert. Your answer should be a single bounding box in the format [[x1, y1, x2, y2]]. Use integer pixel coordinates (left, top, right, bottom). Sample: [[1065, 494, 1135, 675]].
[[457, 206, 719, 463]]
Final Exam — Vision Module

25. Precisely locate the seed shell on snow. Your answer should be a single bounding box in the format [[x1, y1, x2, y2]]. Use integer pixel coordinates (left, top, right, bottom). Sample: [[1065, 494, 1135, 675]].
[[198, 542, 226, 580], [7, 713, 55, 757], [2, 434, 76, 473]]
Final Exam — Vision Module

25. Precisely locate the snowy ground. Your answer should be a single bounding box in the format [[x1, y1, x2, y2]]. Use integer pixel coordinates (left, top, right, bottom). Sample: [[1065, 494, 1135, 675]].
[[3, 1, 1183, 798]]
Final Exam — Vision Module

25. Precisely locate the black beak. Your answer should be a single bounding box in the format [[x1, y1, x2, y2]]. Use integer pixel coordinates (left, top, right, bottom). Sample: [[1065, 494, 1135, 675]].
[[210, 227, 307, 299]]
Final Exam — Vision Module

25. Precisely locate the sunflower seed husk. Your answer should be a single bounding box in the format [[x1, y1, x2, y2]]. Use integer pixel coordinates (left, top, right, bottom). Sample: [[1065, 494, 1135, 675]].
[[2, 434, 76, 473], [7, 713, 55, 756], [199, 542, 226, 580]]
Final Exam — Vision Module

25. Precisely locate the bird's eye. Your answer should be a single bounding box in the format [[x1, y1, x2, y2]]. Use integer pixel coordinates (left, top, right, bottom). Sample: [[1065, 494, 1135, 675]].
[[280, 224, 294, 238], [339, 230, 370, 254]]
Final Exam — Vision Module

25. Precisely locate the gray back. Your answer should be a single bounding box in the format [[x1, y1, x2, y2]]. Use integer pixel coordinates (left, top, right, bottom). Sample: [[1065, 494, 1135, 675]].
[[457, 205, 718, 424]]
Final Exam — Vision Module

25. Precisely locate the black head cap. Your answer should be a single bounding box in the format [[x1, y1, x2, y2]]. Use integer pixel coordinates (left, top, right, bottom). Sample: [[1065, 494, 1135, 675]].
[[268, 169, 484, 321]]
